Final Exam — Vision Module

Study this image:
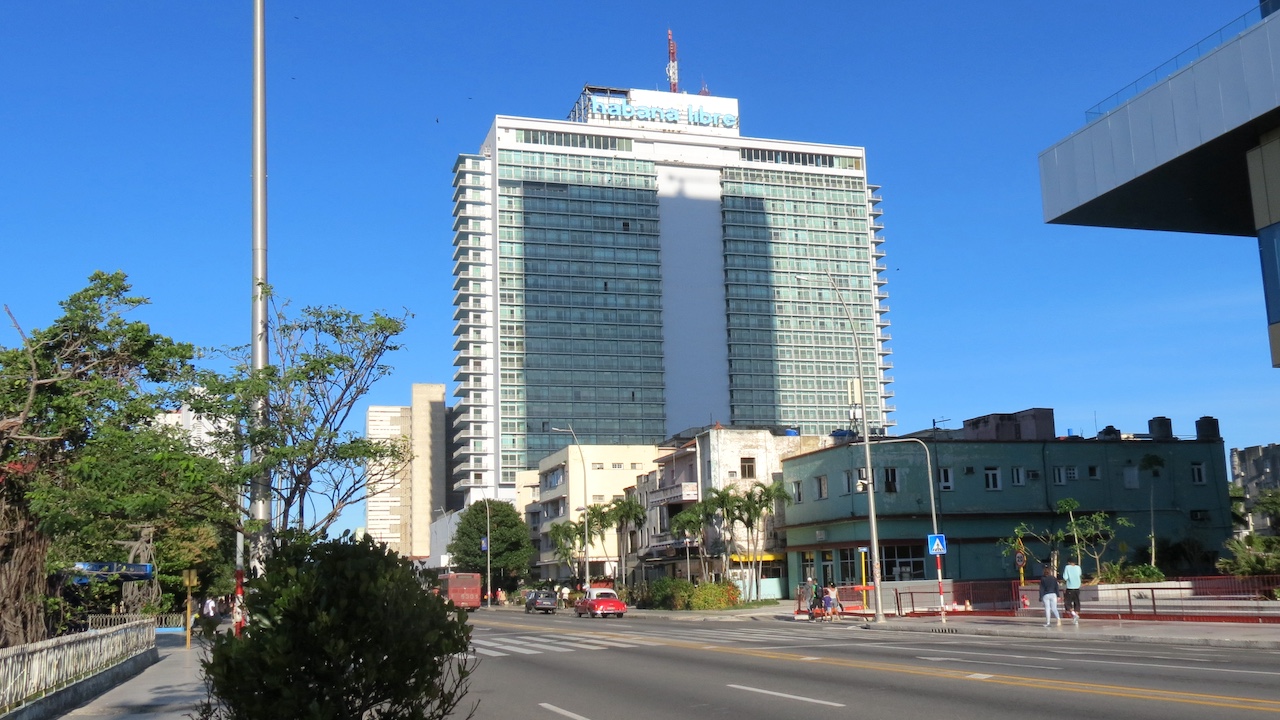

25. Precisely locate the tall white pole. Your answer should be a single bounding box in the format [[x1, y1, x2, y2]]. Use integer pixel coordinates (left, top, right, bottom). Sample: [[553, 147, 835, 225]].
[[247, 0, 271, 583], [484, 498, 492, 607], [800, 273, 885, 622], [552, 426, 586, 587]]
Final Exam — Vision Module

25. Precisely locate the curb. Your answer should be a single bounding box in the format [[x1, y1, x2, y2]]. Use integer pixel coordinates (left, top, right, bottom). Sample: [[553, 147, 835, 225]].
[[862, 620, 1280, 650]]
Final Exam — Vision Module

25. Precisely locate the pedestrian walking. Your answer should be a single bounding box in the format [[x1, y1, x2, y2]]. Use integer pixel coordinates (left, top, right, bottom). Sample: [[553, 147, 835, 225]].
[[1039, 566, 1062, 627], [827, 583, 843, 620], [1061, 557, 1082, 624], [559, 585, 571, 609], [821, 588, 835, 622]]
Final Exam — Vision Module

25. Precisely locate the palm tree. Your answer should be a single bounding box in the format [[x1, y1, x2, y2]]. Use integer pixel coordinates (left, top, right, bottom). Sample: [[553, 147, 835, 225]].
[[608, 496, 647, 589], [741, 480, 791, 600], [583, 504, 610, 581], [548, 519, 581, 582], [706, 487, 744, 587], [669, 508, 704, 581]]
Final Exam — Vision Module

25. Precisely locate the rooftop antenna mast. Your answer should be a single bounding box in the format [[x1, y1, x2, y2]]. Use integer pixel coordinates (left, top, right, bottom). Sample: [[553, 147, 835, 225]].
[[666, 29, 679, 93]]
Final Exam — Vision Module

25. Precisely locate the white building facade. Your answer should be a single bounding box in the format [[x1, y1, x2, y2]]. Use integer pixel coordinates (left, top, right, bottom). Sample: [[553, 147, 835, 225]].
[[451, 85, 892, 503]]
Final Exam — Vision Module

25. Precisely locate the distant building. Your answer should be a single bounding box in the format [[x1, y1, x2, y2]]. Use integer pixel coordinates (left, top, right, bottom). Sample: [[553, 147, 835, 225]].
[[451, 84, 893, 506], [782, 413, 1232, 588], [527, 444, 660, 583], [364, 384, 457, 560], [1232, 443, 1280, 535], [632, 425, 833, 599]]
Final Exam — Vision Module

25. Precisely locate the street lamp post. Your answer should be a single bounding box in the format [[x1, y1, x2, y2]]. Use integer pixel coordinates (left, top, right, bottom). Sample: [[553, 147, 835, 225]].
[[551, 426, 588, 588], [796, 272, 884, 622], [482, 497, 492, 608], [872, 437, 945, 622]]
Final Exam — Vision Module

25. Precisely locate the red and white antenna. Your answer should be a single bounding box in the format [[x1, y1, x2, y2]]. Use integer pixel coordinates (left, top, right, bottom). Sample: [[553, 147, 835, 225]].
[[666, 29, 679, 93]]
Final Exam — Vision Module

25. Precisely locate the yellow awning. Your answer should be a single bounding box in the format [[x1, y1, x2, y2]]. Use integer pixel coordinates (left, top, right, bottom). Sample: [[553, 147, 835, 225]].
[[729, 553, 782, 562]]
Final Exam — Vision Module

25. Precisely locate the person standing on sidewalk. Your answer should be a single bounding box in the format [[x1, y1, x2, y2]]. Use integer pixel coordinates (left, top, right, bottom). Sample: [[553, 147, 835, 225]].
[[1039, 566, 1062, 627], [1061, 558, 1083, 624]]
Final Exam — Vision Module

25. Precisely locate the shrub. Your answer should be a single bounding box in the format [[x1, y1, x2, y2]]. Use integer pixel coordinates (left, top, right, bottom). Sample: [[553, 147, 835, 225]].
[[689, 581, 740, 610], [197, 533, 475, 720], [648, 577, 695, 610], [1098, 559, 1165, 584]]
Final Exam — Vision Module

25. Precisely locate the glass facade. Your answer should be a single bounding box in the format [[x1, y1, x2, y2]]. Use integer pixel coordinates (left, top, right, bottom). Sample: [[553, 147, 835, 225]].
[[722, 167, 887, 435], [495, 149, 667, 481]]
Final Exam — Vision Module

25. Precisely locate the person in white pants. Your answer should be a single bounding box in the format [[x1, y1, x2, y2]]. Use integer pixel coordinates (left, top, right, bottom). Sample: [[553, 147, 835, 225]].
[[1039, 566, 1062, 627]]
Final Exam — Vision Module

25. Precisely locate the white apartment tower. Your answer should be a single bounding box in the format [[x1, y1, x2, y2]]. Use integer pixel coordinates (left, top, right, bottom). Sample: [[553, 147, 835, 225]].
[[452, 86, 893, 502]]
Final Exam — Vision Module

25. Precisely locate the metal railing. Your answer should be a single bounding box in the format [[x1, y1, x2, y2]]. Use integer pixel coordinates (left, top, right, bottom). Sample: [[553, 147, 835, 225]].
[[0, 620, 155, 714], [87, 613, 186, 630], [1084, 3, 1274, 124]]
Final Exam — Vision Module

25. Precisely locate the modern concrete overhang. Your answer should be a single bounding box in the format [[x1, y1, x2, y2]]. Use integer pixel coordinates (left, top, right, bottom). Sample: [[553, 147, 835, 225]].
[[1040, 11, 1280, 237]]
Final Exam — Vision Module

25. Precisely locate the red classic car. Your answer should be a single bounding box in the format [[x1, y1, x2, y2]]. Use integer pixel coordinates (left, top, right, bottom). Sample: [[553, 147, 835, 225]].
[[574, 588, 627, 618]]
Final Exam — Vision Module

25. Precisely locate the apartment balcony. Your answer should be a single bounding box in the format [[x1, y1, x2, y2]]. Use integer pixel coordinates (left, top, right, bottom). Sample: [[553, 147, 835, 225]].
[[647, 482, 700, 506], [869, 194, 882, 204], [875, 304, 890, 314], [878, 332, 891, 342]]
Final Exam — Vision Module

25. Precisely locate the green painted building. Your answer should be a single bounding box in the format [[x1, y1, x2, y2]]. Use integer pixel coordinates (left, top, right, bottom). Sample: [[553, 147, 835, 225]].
[[781, 411, 1231, 589]]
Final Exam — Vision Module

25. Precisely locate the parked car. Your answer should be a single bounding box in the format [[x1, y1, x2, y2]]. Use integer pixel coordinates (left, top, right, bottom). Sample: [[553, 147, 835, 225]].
[[525, 590, 558, 614], [574, 588, 626, 618]]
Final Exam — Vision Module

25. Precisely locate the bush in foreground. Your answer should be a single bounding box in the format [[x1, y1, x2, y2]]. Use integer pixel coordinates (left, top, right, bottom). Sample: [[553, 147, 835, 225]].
[[197, 533, 475, 720]]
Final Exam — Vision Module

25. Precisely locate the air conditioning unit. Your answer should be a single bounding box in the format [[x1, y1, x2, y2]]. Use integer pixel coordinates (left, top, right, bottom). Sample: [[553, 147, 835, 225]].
[[815, 530, 827, 541], [1190, 510, 1209, 521], [1027, 470, 1041, 480], [964, 467, 975, 475]]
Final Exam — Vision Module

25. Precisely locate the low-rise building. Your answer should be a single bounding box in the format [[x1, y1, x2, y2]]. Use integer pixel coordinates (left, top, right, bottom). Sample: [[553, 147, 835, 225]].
[[782, 411, 1231, 591], [1232, 443, 1280, 536]]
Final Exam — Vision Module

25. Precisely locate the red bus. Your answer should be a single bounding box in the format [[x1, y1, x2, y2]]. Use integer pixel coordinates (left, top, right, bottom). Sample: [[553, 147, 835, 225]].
[[438, 573, 482, 610]]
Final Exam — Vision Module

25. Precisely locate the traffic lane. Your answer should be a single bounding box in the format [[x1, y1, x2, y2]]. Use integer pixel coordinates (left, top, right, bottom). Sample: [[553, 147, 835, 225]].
[[465, 617, 1280, 719], [805, 628, 1280, 695]]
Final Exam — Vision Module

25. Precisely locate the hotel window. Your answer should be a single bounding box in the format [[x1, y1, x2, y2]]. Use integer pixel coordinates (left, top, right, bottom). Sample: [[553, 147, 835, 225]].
[[984, 467, 1001, 491], [791, 480, 803, 503], [882, 467, 898, 493], [1011, 467, 1025, 486], [741, 457, 757, 479], [815, 475, 828, 500], [1191, 463, 1206, 485], [612, 463, 623, 469], [938, 467, 953, 492]]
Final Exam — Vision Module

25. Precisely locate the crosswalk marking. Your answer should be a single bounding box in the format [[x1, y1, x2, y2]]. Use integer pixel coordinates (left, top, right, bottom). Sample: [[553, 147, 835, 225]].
[[521, 635, 610, 650], [471, 638, 541, 654]]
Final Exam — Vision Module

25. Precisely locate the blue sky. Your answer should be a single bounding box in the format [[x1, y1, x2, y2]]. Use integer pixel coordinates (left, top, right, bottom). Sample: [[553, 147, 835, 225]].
[[2, 2, 1275, 533]]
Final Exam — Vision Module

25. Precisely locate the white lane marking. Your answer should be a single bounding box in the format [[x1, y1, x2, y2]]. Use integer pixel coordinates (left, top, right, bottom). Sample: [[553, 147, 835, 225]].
[[596, 634, 663, 646], [471, 639, 541, 654], [539, 703, 592, 719], [881, 644, 1280, 677], [917, 656, 1061, 670], [727, 684, 845, 707], [562, 635, 638, 648], [473, 648, 508, 657], [967, 673, 994, 680], [800, 656, 821, 661]]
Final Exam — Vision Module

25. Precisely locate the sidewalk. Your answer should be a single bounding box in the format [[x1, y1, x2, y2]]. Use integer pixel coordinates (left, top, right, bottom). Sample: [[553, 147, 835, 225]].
[[59, 633, 206, 719]]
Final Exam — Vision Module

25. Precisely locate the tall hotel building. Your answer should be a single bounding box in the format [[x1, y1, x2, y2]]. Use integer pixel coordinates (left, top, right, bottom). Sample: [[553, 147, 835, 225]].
[[452, 86, 892, 501]]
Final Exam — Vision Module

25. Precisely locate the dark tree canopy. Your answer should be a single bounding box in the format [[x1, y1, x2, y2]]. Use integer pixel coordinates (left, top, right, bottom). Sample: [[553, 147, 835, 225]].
[[446, 500, 534, 590]]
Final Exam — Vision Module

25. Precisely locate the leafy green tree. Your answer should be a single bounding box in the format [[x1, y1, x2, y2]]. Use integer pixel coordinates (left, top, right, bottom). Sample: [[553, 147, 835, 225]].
[[446, 500, 534, 594], [1253, 489, 1280, 531], [998, 498, 1076, 575], [705, 487, 743, 582], [583, 503, 610, 579], [607, 495, 646, 588], [187, 298, 412, 541], [1064, 509, 1134, 578], [197, 533, 474, 720], [671, 501, 717, 581], [1, 272, 195, 646]]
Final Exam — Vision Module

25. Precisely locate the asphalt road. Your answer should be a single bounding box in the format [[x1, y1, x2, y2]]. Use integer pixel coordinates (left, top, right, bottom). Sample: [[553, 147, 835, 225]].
[[461, 613, 1280, 720]]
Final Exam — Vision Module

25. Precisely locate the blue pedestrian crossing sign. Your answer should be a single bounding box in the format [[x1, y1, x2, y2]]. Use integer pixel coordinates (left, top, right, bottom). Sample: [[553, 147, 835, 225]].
[[928, 534, 947, 555]]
